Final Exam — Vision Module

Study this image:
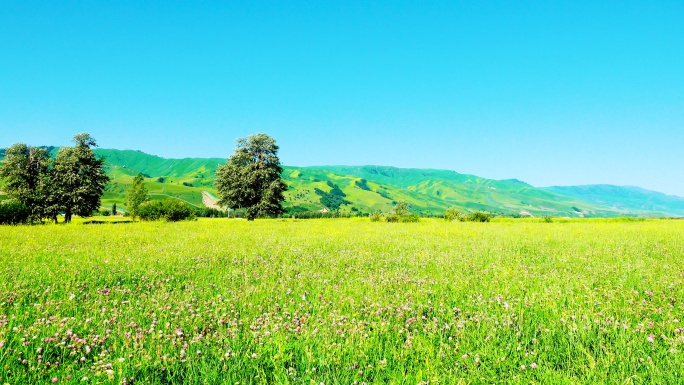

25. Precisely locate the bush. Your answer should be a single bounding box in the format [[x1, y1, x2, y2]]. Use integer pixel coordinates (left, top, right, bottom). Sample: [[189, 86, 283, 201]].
[[385, 214, 399, 223], [371, 211, 420, 223], [543, 216, 553, 223], [399, 214, 420, 223], [99, 210, 111, 216], [0, 200, 30, 225], [468, 211, 491, 222], [137, 199, 196, 222], [444, 207, 463, 221], [291, 211, 352, 219], [369, 211, 383, 222]]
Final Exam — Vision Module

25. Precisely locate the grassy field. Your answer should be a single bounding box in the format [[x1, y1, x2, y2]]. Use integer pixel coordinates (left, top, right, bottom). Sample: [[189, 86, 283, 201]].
[[1, 218, 683, 384]]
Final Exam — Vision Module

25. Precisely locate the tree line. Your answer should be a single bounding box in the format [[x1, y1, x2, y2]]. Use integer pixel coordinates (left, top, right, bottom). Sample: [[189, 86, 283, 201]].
[[0, 133, 108, 223]]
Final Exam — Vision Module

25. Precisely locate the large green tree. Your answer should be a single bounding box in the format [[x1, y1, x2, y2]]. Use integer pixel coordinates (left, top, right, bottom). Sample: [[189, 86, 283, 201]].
[[214, 133, 287, 220], [126, 173, 149, 219], [51, 134, 110, 223], [0, 143, 51, 221]]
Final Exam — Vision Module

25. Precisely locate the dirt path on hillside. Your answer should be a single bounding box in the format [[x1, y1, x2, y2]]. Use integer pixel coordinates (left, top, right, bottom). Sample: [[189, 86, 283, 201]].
[[202, 191, 224, 210]]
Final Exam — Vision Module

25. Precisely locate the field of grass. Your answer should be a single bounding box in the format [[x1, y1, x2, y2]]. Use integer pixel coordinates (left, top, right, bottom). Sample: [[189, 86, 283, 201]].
[[1, 218, 683, 384]]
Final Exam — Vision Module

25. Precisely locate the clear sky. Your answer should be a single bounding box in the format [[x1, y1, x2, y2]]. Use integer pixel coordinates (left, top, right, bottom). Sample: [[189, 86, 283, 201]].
[[1, 1, 683, 196]]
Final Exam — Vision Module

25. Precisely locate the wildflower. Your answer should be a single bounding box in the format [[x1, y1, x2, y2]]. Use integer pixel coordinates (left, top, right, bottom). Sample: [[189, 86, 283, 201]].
[[647, 335, 655, 343], [251, 353, 257, 359], [521, 365, 526, 370], [530, 362, 538, 369], [52, 378, 58, 383]]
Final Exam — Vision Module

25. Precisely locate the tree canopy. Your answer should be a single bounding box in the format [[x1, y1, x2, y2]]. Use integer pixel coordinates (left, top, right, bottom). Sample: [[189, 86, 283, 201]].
[[126, 173, 149, 219], [0, 144, 51, 222], [214, 133, 287, 220], [0, 133, 109, 223]]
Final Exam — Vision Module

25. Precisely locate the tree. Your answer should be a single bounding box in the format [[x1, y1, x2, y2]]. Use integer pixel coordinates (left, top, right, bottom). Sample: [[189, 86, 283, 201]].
[[0, 143, 51, 222], [394, 200, 410, 216], [214, 133, 287, 220], [126, 173, 149, 219], [51, 133, 109, 223], [112, 203, 117, 216]]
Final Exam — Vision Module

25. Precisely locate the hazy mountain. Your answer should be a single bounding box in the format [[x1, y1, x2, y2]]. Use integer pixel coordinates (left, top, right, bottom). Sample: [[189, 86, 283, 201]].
[[543, 185, 684, 217]]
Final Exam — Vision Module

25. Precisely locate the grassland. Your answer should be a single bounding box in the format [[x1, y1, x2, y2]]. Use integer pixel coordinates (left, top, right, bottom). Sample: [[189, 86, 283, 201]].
[[1, 218, 683, 384]]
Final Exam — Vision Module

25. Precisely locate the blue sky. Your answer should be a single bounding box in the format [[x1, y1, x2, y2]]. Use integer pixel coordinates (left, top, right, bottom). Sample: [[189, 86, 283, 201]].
[[1, 1, 683, 196]]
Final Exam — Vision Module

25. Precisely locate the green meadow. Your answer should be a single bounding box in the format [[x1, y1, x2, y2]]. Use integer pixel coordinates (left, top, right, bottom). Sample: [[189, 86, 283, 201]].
[[1, 218, 684, 384]]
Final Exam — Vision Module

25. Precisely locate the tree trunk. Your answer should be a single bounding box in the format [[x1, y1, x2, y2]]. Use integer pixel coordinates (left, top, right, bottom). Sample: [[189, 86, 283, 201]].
[[65, 209, 72, 223], [53, 215, 58, 224]]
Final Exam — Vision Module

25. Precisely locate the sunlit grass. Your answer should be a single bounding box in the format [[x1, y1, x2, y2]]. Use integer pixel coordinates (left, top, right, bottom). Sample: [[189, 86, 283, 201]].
[[1, 218, 683, 383]]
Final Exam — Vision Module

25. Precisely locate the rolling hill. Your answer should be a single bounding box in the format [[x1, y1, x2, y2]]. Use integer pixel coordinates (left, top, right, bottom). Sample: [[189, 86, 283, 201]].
[[2, 148, 682, 218]]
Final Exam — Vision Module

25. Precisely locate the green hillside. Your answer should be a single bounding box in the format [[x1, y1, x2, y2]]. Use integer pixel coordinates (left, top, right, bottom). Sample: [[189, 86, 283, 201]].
[[90, 150, 636, 217], [543, 185, 684, 217], [289, 166, 638, 217], [2, 148, 680, 217]]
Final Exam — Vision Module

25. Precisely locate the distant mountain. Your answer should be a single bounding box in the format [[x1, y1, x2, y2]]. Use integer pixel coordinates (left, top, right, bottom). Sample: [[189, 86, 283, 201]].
[[542, 185, 684, 217], [288, 165, 627, 217], [2, 147, 681, 217]]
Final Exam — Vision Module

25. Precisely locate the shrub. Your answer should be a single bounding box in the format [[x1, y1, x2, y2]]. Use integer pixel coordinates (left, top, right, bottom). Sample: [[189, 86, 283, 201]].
[[444, 207, 463, 221], [468, 211, 491, 222], [543, 216, 553, 223], [99, 210, 111, 216], [385, 214, 399, 223], [0, 200, 30, 225], [137, 199, 196, 222], [369, 211, 383, 222], [399, 214, 420, 223]]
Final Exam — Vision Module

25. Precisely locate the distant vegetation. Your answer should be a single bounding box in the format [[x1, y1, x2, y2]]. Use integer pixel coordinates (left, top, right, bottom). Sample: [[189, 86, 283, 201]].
[[355, 178, 371, 191], [315, 181, 351, 210], [137, 199, 196, 222]]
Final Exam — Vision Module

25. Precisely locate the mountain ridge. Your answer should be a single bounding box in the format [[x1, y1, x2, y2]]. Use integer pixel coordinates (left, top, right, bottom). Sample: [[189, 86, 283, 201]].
[[1, 147, 682, 217]]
